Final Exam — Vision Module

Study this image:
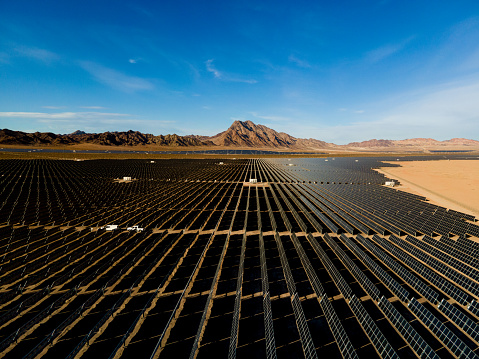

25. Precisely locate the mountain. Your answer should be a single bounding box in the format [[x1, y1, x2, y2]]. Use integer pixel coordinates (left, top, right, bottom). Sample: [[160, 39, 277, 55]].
[[1, 122, 478, 150], [208, 120, 331, 149], [345, 137, 479, 148], [346, 139, 395, 148], [69, 131, 215, 146], [209, 120, 296, 147], [0, 129, 213, 147], [0, 129, 70, 145]]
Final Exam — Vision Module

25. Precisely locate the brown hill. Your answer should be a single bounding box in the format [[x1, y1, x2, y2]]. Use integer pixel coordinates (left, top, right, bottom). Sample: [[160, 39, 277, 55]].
[[345, 137, 479, 148], [1, 122, 478, 151], [346, 139, 394, 148], [208, 120, 331, 149], [443, 138, 479, 146], [0, 129, 213, 147]]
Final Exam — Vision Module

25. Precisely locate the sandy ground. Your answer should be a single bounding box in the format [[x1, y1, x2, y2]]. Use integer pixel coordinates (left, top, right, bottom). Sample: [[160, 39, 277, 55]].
[[377, 160, 479, 219]]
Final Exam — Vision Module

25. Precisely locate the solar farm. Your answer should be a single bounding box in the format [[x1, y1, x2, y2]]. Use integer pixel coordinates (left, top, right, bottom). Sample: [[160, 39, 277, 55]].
[[0, 157, 479, 359]]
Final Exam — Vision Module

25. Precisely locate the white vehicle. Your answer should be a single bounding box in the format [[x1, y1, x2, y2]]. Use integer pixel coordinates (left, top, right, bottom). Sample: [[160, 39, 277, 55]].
[[101, 224, 118, 231], [127, 225, 144, 232]]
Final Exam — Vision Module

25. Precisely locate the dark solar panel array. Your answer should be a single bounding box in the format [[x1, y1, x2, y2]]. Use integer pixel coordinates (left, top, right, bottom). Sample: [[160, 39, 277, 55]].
[[0, 157, 478, 358]]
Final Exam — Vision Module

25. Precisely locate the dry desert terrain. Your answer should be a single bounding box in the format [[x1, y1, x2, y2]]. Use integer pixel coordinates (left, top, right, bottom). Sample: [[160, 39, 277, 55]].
[[377, 159, 479, 218]]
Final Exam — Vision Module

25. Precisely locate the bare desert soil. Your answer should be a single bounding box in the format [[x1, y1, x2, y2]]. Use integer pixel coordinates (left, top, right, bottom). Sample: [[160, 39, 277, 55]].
[[377, 159, 479, 218]]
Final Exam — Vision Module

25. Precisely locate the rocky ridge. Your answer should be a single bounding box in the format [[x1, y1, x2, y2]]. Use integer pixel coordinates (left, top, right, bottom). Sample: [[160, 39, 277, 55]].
[[0, 129, 214, 147], [347, 137, 479, 148], [1, 121, 478, 150], [208, 120, 332, 149]]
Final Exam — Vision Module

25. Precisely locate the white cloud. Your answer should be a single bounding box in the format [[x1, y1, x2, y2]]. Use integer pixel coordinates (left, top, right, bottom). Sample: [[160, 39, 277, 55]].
[[0, 111, 130, 120], [205, 59, 257, 84], [460, 47, 479, 71], [42, 106, 66, 109], [205, 59, 222, 78], [233, 78, 258, 84], [80, 61, 154, 92], [376, 80, 479, 134], [364, 37, 414, 63], [365, 44, 402, 63], [0, 111, 175, 134], [14, 46, 60, 63], [354, 110, 365, 114], [250, 112, 291, 122], [78, 106, 107, 109], [128, 59, 137, 64], [306, 79, 479, 143], [288, 54, 311, 68]]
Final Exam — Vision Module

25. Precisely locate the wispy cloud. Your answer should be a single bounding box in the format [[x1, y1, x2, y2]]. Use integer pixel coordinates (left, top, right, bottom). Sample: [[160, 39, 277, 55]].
[[250, 112, 291, 122], [234, 78, 257, 84], [0, 112, 130, 120], [42, 106, 66, 110], [205, 59, 221, 78], [365, 44, 403, 63], [288, 54, 311, 68], [79, 106, 107, 109], [0, 111, 175, 134], [14, 46, 60, 63], [205, 59, 257, 84], [365, 37, 414, 63], [308, 79, 479, 143], [80, 61, 154, 92], [336, 108, 364, 114], [129, 4, 156, 19], [128, 57, 144, 64], [439, 17, 479, 73], [460, 47, 479, 71]]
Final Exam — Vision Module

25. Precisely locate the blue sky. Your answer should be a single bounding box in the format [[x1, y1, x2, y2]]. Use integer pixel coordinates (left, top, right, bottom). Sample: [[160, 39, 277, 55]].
[[1, 1, 479, 144]]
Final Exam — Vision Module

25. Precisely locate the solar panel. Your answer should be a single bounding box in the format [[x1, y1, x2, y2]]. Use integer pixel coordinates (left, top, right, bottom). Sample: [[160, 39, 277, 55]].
[[290, 233, 325, 297], [299, 195, 340, 233], [384, 235, 470, 305], [467, 300, 479, 317], [342, 234, 409, 302], [306, 234, 352, 299], [263, 293, 277, 359], [408, 298, 478, 359], [228, 232, 247, 359], [404, 235, 479, 282], [438, 299, 479, 342], [272, 233, 317, 358], [258, 232, 277, 359], [324, 234, 381, 301], [364, 235, 439, 304], [378, 297, 439, 359], [320, 296, 358, 359], [291, 293, 318, 359], [348, 296, 399, 358]]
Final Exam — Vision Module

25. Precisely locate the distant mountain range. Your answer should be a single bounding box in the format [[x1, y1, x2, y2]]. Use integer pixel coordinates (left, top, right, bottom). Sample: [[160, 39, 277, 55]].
[[0, 128, 214, 147], [1, 120, 478, 150]]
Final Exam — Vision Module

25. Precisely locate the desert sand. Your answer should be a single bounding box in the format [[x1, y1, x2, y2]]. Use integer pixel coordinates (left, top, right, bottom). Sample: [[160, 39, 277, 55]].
[[377, 159, 479, 219]]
